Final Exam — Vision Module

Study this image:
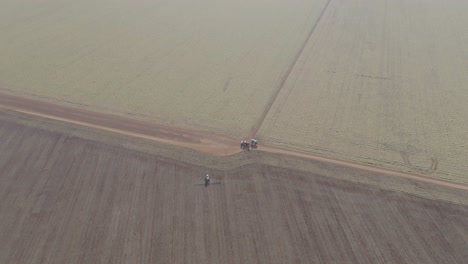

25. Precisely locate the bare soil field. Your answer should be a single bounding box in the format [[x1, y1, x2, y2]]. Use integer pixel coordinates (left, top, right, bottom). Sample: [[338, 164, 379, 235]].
[[0, 0, 328, 137], [1, 112, 468, 263], [258, 0, 468, 183]]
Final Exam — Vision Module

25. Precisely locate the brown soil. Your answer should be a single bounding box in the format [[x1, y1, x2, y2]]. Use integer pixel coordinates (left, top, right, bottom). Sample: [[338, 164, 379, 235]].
[[0, 117, 467, 263], [0, 93, 239, 156], [1, 92, 468, 192]]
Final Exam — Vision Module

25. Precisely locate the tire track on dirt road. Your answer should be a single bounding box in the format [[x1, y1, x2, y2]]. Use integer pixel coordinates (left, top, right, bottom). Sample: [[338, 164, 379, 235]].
[[260, 146, 468, 191], [1, 92, 468, 192], [0, 93, 239, 156], [248, 0, 332, 138]]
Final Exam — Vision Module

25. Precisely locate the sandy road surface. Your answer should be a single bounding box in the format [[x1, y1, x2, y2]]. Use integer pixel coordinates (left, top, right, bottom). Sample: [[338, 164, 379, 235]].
[[0, 93, 239, 156], [1, 92, 468, 191], [262, 146, 468, 191]]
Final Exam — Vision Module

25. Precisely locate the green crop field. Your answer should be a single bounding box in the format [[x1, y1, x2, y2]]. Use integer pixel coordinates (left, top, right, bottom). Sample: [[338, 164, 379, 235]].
[[2, 0, 467, 183], [258, 0, 468, 183], [0, 0, 327, 137]]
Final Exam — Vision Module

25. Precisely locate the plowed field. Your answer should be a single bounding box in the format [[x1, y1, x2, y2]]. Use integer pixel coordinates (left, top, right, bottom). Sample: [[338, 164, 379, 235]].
[[1, 112, 467, 263]]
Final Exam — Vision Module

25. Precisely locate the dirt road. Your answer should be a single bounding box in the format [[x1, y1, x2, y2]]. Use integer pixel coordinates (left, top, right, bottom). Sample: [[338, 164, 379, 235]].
[[1, 92, 468, 191], [1, 120, 467, 263], [0, 93, 239, 156]]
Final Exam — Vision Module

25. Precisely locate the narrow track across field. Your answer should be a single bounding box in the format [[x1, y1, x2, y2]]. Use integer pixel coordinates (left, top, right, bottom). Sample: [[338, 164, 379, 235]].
[[249, 0, 332, 138]]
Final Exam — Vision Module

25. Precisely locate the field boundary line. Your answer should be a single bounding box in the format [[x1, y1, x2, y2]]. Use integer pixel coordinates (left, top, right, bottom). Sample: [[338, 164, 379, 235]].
[[0, 93, 239, 156], [1, 92, 468, 191], [260, 146, 468, 191], [249, 0, 332, 138]]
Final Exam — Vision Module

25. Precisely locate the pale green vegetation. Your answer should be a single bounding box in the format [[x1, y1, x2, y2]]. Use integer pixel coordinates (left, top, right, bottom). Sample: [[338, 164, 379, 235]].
[[2, 0, 468, 184], [259, 0, 468, 183], [0, 0, 327, 137]]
